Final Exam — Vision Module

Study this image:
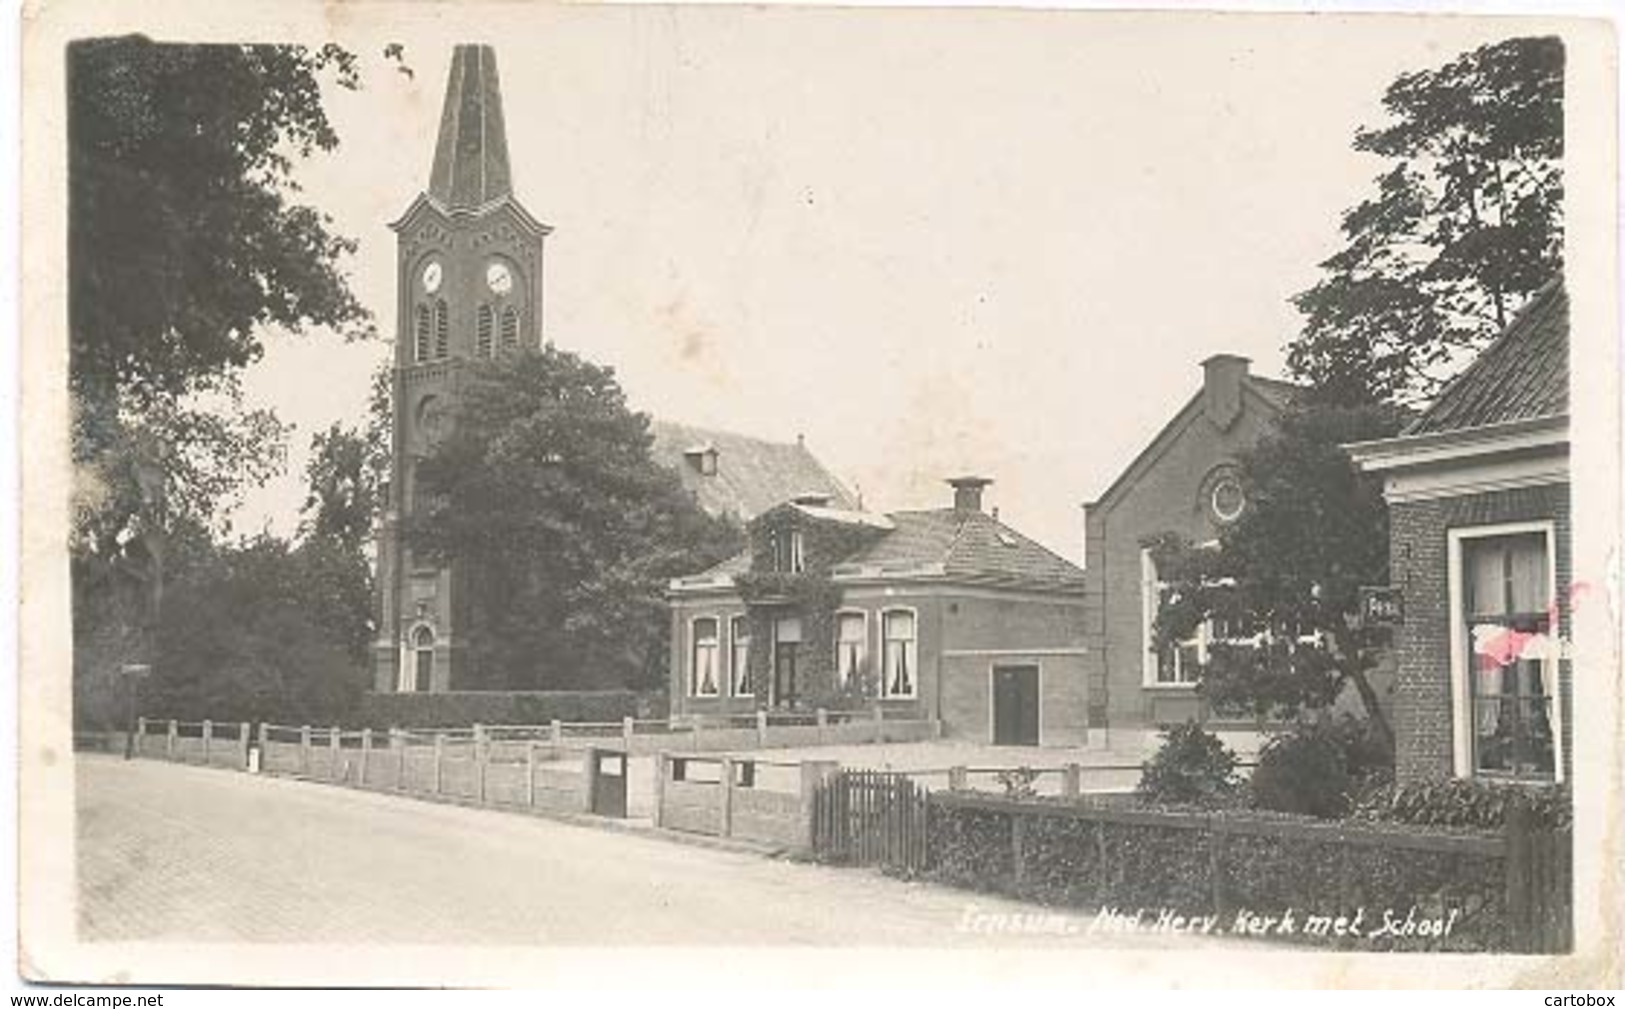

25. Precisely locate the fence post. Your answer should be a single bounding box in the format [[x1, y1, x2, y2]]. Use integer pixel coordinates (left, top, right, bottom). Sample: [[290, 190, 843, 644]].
[[1061, 763, 1081, 799], [239, 722, 251, 769], [623, 716, 635, 751], [391, 728, 406, 790], [476, 726, 489, 804], [299, 725, 311, 776], [580, 747, 597, 813], [949, 766, 968, 792], [135, 717, 147, 757], [815, 708, 828, 745], [360, 728, 372, 787], [755, 710, 768, 747], [329, 726, 341, 781], [799, 759, 840, 854], [720, 757, 736, 838], [550, 719, 563, 753], [1504, 794, 1532, 952], [167, 720, 177, 759], [653, 753, 667, 828], [433, 732, 446, 795], [525, 740, 538, 808], [873, 704, 884, 743], [201, 719, 212, 763]]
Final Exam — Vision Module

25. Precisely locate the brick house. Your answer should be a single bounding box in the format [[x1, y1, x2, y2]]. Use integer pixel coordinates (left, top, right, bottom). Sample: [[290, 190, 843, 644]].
[[1080, 355, 1298, 735], [667, 478, 1089, 745], [1349, 282, 1570, 785]]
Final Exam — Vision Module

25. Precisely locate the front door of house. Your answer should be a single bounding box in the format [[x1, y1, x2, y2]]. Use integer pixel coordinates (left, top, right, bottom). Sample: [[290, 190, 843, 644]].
[[992, 665, 1039, 745], [773, 642, 799, 708]]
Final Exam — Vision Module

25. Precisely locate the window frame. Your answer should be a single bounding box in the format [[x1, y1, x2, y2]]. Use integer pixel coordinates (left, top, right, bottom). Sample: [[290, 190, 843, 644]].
[[689, 615, 722, 699], [1446, 520, 1562, 784], [879, 607, 919, 699], [728, 614, 752, 698], [402, 624, 435, 693], [834, 609, 870, 688]]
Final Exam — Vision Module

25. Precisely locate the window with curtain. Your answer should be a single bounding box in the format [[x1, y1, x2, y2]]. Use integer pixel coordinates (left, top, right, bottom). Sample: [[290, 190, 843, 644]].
[[433, 300, 449, 359], [881, 610, 917, 698], [729, 615, 751, 697], [836, 612, 867, 686], [1462, 531, 1554, 780], [1142, 549, 1200, 685], [691, 617, 720, 697]]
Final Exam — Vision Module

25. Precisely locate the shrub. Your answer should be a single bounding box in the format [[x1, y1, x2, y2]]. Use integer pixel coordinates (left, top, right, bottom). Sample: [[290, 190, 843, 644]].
[[358, 690, 639, 729], [1136, 720, 1239, 807], [1351, 777, 1572, 831], [1249, 725, 1352, 819]]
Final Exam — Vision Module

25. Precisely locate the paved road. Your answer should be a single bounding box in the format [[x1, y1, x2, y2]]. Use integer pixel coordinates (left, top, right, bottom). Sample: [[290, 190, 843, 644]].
[[76, 756, 1234, 948]]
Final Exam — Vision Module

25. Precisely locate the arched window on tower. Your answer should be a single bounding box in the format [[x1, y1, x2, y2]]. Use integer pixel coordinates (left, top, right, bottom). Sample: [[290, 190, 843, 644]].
[[414, 305, 431, 363], [501, 307, 520, 351], [434, 300, 449, 359], [411, 625, 435, 693], [476, 305, 495, 358]]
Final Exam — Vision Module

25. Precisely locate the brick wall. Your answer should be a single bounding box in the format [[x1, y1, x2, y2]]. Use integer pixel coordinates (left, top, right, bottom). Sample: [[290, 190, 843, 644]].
[[1388, 483, 1572, 783]]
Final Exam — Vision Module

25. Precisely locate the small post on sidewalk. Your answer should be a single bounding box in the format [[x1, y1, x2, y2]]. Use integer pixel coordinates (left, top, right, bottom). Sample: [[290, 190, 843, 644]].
[[720, 756, 736, 838], [360, 728, 372, 787], [653, 753, 667, 828], [756, 709, 768, 747], [525, 740, 538, 808], [476, 727, 489, 804], [135, 717, 147, 758], [1062, 763, 1081, 800], [239, 722, 251, 769], [329, 726, 341, 781], [299, 724, 311, 776], [550, 719, 563, 754], [391, 728, 406, 790], [622, 716, 635, 751], [167, 720, 177, 759], [433, 732, 446, 795], [201, 719, 212, 763]]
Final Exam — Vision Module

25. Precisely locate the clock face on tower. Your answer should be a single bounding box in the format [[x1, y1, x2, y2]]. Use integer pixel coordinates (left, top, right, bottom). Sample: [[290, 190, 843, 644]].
[[421, 261, 443, 294], [486, 261, 514, 296]]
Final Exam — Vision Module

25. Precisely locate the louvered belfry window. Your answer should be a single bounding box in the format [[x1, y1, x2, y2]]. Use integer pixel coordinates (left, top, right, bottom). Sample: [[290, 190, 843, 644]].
[[501, 307, 520, 350], [433, 300, 449, 359], [476, 305, 495, 358], [414, 305, 431, 363]]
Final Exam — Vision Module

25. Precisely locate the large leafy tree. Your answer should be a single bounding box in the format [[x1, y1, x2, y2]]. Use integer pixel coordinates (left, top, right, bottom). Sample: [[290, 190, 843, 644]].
[[1150, 403, 1407, 749], [68, 38, 388, 724], [1287, 36, 1563, 405], [407, 348, 743, 692]]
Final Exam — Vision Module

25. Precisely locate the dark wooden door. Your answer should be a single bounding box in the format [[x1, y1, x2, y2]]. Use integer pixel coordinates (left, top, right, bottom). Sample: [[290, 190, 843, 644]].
[[774, 642, 799, 708], [993, 665, 1039, 745]]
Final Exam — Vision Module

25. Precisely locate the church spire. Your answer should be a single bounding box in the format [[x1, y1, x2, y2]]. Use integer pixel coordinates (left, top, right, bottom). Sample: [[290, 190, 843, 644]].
[[428, 44, 512, 209]]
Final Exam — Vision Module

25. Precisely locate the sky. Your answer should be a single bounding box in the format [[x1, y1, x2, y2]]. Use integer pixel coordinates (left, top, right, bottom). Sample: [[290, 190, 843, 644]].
[[230, 7, 1520, 560]]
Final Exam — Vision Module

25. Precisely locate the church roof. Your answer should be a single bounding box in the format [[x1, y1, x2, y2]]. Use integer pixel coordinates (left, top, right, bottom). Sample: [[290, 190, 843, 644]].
[[429, 45, 513, 210], [1403, 280, 1568, 436], [649, 420, 857, 520]]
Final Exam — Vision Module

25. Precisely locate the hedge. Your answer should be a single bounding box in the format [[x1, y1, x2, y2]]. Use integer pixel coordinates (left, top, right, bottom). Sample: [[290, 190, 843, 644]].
[[358, 690, 639, 729], [925, 793, 1516, 951]]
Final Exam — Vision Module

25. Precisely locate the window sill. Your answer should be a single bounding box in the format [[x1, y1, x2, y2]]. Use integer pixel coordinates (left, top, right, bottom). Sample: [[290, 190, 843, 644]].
[[1141, 682, 1200, 691]]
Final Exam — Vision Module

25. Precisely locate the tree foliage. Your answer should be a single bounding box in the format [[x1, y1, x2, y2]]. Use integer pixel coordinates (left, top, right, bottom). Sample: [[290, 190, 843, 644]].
[[1287, 36, 1563, 405], [407, 348, 743, 691], [1149, 403, 1407, 747]]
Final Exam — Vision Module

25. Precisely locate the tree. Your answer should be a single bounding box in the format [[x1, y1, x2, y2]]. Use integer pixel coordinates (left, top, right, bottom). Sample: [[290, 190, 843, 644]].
[[407, 348, 743, 691], [1287, 36, 1563, 405], [1149, 402, 1408, 750]]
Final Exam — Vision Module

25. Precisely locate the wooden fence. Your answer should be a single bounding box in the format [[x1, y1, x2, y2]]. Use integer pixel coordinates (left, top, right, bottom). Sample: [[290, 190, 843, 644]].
[[811, 770, 930, 874]]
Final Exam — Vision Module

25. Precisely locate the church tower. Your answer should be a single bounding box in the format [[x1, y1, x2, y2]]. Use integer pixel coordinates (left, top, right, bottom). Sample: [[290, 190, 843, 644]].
[[374, 45, 551, 693]]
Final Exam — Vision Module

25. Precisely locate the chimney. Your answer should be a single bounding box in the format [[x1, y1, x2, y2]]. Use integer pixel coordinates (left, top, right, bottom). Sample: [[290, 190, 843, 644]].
[[1201, 354, 1250, 431], [947, 476, 993, 515]]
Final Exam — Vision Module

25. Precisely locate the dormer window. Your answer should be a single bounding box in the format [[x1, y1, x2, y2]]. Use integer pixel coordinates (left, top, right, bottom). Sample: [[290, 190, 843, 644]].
[[684, 445, 719, 477], [770, 528, 805, 573]]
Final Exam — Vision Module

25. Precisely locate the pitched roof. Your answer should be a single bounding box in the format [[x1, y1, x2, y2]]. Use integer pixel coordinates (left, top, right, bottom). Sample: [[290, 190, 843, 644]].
[[429, 45, 513, 210], [1404, 281, 1569, 436], [649, 420, 857, 520], [846, 509, 1087, 590]]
